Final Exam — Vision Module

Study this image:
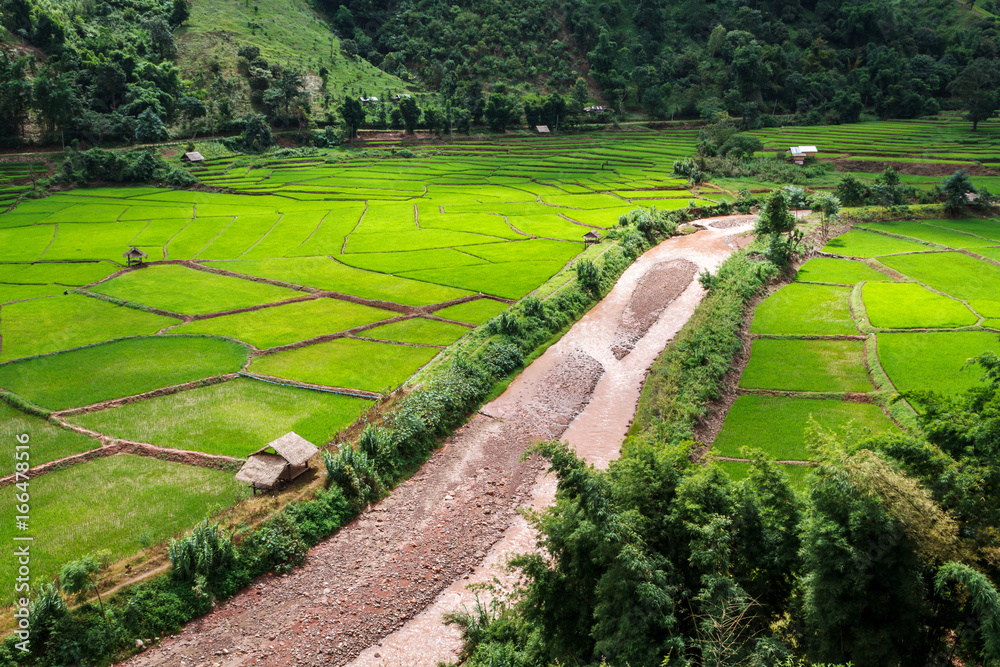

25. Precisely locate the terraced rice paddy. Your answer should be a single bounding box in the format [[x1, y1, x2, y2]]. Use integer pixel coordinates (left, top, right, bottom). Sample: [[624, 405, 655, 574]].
[[433, 298, 509, 324], [749, 283, 856, 335], [70, 378, 373, 457], [0, 162, 47, 209], [714, 395, 897, 461], [751, 118, 1000, 170], [0, 455, 248, 605], [0, 130, 707, 594], [0, 402, 98, 468], [0, 336, 247, 410], [6, 123, 995, 603], [714, 216, 1000, 479]]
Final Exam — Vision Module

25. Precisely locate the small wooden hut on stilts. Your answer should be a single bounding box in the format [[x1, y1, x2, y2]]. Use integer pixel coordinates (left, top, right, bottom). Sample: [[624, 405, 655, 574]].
[[235, 432, 319, 494]]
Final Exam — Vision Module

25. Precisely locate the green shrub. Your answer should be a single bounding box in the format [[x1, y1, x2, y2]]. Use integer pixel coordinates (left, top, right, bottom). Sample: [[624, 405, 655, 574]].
[[282, 486, 351, 545], [520, 296, 545, 319], [324, 443, 382, 505], [240, 512, 308, 574], [575, 258, 601, 294], [477, 341, 524, 378], [24, 583, 67, 655], [57, 146, 197, 186], [119, 577, 211, 637], [485, 311, 524, 337], [167, 520, 235, 584], [358, 423, 391, 458]]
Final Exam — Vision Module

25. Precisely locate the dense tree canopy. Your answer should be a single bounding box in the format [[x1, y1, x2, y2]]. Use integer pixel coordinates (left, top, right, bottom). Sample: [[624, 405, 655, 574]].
[[318, 0, 1000, 127], [452, 293, 1000, 667], [0, 0, 192, 145]]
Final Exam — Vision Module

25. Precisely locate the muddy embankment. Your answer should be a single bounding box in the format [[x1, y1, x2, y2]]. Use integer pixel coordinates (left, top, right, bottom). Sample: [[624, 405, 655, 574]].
[[121, 217, 755, 667]]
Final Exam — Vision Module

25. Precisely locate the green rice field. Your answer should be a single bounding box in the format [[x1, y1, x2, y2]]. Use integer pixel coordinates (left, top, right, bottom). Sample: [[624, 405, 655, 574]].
[[249, 338, 439, 393], [0, 455, 248, 606], [714, 395, 898, 461], [0, 336, 248, 410], [6, 122, 999, 601], [751, 119, 1000, 170], [0, 402, 98, 468], [363, 317, 471, 346], [794, 257, 889, 285], [862, 282, 978, 329], [0, 130, 703, 422], [0, 295, 180, 362], [879, 252, 1000, 318], [821, 229, 935, 257], [90, 264, 304, 315], [433, 298, 509, 324], [878, 331, 1000, 396], [715, 218, 1000, 470], [740, 339, 871, 393], [0, 130, 713, 592], [749, 283, 857, 336], [173, 298, 397, 349], [70, 378, 372, 457]]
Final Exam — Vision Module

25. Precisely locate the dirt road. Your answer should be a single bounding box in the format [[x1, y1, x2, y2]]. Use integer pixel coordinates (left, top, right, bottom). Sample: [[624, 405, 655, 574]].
[[121, 217, 754, 667]]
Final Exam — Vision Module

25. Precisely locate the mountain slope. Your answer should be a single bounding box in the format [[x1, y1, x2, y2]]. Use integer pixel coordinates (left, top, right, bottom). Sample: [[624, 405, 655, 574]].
[[176, 0, 410, 106], [326, 0, 996, 119]]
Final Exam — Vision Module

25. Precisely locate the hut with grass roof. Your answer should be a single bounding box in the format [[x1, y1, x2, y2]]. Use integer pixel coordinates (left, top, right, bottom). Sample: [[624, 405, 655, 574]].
[[123, 247, 148, 266], [235, 432, 319, 493]]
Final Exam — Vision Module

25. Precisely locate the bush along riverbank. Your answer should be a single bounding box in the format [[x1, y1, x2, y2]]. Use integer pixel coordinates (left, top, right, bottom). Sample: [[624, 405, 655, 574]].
[[448, 206, 1000, 667], [0, 203, 744, 667]]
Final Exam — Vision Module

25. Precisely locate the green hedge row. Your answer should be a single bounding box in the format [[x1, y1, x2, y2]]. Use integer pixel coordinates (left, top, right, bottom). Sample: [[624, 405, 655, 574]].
[[631, 248, 781, 447]]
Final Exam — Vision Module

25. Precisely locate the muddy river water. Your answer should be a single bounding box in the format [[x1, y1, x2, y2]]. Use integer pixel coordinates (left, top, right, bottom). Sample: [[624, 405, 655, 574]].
[[348, 217, 755, 666]]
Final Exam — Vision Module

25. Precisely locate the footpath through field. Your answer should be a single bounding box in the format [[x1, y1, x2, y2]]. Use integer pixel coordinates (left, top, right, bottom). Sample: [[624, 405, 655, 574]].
[[120, 216, 755, 667]]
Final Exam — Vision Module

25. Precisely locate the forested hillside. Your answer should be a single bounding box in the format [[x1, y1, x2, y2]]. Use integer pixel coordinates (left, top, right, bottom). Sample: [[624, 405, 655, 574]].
[[328, 0, 998, 120], [1, 0, 999, 148], [0, 0, 407, 147]]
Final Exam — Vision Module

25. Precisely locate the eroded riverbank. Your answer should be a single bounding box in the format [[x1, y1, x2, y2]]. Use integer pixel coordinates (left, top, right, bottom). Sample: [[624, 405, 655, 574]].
[[349, 217, 755, 667]]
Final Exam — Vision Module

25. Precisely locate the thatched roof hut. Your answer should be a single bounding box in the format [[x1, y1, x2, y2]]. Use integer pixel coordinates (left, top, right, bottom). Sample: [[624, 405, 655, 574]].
[[235, 432, 320, 493], [123, 247, 148, 266], [234, 453, 288, 490], [260, 432, 318, 467], [584, 230, 603, 244]]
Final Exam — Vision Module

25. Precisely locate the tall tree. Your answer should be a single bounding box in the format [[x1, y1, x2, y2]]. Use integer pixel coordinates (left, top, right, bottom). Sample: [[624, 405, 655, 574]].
[[950, 58, 1000, 131], [0, 52, 32, 146], [942, 169, 977, 213], [242, 112, 271, 150], [483, 93, 519, 133], [398, 97, 420, 134], [800, 460, 932, 667], [339, 97, 365, 137], [135, 108, 168, 143], [754, 189, 800, 265], [60, 555, 107, 616], [169, 0, 191, 28]]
